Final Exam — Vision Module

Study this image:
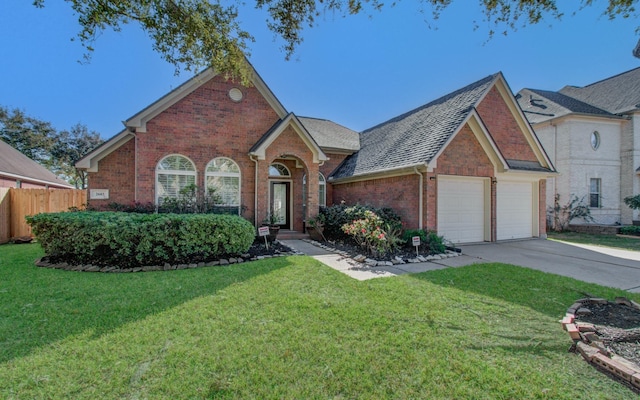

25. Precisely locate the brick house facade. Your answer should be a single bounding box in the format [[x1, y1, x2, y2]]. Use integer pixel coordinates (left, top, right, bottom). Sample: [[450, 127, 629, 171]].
[[78, 65, 554, 243]]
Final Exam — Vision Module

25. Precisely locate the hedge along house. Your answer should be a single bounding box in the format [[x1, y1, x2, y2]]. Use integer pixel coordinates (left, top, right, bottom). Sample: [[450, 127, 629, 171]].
[[76, 64, 360, 232], [78, 65, 555, 244], [329, 72, 556, 243]]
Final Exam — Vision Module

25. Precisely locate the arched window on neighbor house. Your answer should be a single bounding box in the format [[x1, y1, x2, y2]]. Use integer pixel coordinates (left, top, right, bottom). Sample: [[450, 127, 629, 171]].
[[206, 157, 241, 214], [155, 154, 196, 205]]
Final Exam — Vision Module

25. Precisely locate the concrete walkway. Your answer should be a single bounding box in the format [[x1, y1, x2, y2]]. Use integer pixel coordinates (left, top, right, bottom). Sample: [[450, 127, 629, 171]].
[[281, 239, 640, 292], [280, 240, 483, 281]]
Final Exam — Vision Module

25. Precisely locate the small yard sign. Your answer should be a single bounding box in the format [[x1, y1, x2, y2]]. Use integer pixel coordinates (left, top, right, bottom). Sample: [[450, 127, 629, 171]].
[[258, 226, 270, 249], [412, 236, 420, 257], [412, 236, 421, 247]]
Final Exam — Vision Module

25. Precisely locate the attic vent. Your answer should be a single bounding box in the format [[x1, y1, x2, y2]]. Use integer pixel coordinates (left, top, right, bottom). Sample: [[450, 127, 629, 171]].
[[228, 88, 243, 102]]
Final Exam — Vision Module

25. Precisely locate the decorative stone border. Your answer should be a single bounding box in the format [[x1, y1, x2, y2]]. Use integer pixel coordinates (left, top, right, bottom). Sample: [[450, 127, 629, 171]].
[[302, 238, 461, 267], [33, 247, 303, 273], [561, 297, 640, 391]]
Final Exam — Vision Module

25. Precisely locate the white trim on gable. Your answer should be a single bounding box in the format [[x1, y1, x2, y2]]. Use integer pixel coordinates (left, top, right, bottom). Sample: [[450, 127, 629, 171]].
[[76, 60, 288, 173], [249, 114, 328, 164], [75, 130, 134, 172], [427, 110, 509, 173], [492, 74, 556, 171], [126, 64, 288, 133]]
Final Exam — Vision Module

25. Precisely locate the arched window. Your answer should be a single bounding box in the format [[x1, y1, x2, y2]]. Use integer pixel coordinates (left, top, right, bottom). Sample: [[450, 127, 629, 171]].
[[269, 163, 290, 177], [303, 172, 327, 208], [156, 154, 196, 205], [206, 157, 241, 214], [318, 173, 326, 207]]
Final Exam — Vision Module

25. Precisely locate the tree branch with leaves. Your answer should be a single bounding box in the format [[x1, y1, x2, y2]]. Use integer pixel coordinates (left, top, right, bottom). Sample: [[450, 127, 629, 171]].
[[31, 0, 640, 83]]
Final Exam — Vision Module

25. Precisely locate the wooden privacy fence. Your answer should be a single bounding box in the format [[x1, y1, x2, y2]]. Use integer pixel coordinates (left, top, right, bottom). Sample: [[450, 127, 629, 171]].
[[0, 188, 86, 243]]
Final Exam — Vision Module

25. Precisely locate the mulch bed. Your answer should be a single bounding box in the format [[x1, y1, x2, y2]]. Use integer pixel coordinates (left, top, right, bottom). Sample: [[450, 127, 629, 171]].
[[574, 299, 640, 369]]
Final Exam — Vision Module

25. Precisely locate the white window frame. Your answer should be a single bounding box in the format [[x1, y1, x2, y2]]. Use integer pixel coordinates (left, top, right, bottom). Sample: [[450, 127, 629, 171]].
[[319, 172, 326, 207], [205, 157, 241, 214], [269, 163, 291, 177], [155, 154, 197, 205], [589, 178, 601, 208], [303, 172, 327, 208]]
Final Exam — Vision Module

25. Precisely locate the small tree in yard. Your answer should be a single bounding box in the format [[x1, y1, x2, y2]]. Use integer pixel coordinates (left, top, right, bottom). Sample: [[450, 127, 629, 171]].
[[548, 194, 594, 232], [624, 195, 640, 212]]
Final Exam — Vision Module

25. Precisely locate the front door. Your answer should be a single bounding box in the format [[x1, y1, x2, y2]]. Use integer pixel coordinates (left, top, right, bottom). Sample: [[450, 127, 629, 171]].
[[270, 181, 291, 229]]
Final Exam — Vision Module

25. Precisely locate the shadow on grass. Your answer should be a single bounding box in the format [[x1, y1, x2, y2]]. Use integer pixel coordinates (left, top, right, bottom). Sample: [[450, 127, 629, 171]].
[[0, 243, 293, 364], [410, 263, 640, 319]]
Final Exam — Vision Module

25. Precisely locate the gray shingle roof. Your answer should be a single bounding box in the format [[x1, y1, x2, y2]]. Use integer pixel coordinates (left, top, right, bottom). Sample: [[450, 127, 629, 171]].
[[516, 88, 613, 124], [559, 67, 640, 115], [330, 73, 499, 180], [0, 140, 73, 188], [507, 159, 554, 173], [297, 117, 360, 152]]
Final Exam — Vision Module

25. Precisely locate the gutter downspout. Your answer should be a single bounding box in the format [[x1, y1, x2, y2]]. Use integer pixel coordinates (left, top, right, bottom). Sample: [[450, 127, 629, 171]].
[[414, 166, 424, 230], [128, 129, 138, 202], [250, 154, 259, 227]]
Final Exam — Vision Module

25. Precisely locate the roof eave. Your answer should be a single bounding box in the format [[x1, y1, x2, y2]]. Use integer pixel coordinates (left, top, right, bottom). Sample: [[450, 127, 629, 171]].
[[0, 171, 74, 188], [249, 114, 328, 164], [328, 162, 428, 184], [75, 130, 134, 172]]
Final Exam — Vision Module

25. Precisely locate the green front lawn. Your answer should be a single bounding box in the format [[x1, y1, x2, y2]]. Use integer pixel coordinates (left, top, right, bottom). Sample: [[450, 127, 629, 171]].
[[548, 231, 640, 252], [1, 243, 638, 399]]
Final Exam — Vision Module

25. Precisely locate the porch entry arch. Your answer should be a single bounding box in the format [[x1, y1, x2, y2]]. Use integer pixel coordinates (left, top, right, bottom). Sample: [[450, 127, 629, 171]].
[[268, 162, 292, 229]]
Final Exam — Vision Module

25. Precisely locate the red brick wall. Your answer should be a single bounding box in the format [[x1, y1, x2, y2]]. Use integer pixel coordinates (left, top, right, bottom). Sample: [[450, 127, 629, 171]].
[[87, 139, 136, 207], [1, 177, 70, 189], [321, 153, 349, 206], [89, 75, 283, 224], [262, 126, 319, 231], [136, 75, 280, 222], [331, 174, 421, 228], [476, 86, 538, 162], [0, 177, 17, 188]]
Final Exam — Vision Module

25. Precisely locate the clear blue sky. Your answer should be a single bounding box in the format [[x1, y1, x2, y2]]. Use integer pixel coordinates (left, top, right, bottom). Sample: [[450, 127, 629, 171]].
[[1, 1, 638, 139]]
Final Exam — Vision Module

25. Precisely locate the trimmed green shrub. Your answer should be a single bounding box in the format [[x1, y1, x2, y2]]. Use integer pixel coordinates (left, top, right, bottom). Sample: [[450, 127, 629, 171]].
[[402, 229, 447, 254], [87, 201, 157, 213], [620, 226, 640, 236], [26, 211, 255, 268]]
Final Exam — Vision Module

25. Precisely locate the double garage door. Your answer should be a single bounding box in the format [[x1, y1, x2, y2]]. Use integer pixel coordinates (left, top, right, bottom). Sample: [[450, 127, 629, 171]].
[[437, 176, 535, 244]]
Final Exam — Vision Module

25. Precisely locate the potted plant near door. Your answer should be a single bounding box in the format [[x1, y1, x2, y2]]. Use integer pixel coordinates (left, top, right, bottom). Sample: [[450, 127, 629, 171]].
[[306, 214, 326, 242], [262, 209, 280, 242]]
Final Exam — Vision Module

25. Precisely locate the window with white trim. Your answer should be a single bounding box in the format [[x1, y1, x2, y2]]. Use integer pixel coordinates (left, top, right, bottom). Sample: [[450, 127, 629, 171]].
[[206, 157, 241, 214], [318, 173, 326, 207], [589, 178, 601, 208], [156, 154, 196, 205], [269, 163, 290, 177], [303, 172, 327, 208]]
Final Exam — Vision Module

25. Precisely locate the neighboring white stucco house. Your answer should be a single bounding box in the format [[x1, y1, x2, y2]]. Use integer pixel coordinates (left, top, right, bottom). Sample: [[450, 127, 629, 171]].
[[517, 67, 640, 225]]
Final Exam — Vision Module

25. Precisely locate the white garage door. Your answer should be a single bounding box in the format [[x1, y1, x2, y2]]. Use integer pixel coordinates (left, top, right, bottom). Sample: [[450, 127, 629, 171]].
[[437, 177, 486, 244], [497, 181, 533, 240]]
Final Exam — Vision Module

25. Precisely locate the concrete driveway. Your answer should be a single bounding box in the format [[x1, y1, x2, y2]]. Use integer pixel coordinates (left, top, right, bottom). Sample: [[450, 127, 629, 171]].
[[459, 239, 640, 293]]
